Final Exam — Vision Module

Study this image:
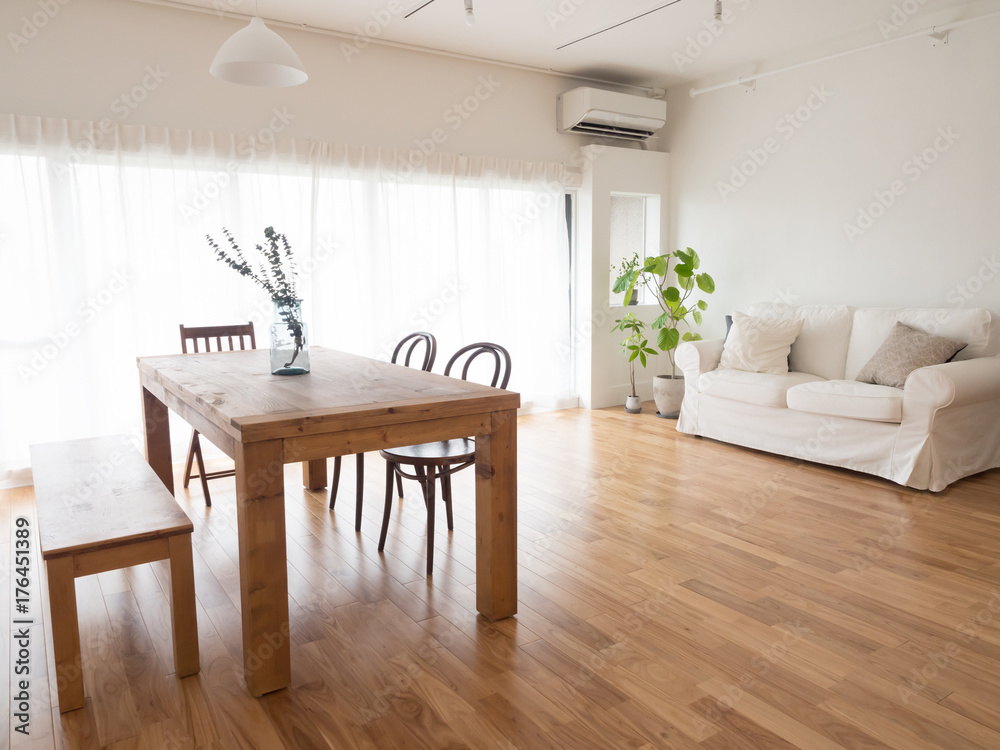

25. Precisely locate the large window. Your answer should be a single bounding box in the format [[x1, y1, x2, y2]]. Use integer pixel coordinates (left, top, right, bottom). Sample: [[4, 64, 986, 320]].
[[0, 116, 573, 482]]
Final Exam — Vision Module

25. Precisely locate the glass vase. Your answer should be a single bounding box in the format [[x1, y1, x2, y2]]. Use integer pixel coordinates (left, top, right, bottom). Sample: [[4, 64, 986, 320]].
[[270, 299, 310, 375]]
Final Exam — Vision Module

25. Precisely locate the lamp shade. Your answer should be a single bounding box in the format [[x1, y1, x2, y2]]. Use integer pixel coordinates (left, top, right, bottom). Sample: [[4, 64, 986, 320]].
[[210, 17, 307, 87]]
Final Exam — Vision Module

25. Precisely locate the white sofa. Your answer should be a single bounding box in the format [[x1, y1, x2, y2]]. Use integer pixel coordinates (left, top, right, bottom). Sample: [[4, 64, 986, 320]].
[[676, 304, 1000, 491]]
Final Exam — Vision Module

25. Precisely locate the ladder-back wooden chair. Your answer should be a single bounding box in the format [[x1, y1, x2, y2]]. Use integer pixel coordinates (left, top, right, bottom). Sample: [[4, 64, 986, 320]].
[[378, 342, 511, 575], [179, 322, 256, 507], [330, 332, 437, 530]]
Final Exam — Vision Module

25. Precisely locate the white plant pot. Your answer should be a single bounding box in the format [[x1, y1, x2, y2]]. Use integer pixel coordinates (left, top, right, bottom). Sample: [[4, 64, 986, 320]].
[[654, 375, 684, 419], [625, 395, 642, 413]]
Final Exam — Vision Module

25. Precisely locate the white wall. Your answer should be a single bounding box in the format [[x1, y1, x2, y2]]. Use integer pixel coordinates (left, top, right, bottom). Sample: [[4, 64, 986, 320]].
[[664, 19, 1000, 345], [0, 0, 626, 165], [575, 145, 673, 409]]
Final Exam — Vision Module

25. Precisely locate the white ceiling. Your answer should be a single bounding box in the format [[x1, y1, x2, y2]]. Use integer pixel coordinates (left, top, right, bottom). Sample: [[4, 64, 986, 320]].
[[149, 0, 999, 90]]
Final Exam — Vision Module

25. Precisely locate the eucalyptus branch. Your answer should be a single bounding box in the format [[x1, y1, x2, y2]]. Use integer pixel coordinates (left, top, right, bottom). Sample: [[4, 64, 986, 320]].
[[207, 226, 305, 368]]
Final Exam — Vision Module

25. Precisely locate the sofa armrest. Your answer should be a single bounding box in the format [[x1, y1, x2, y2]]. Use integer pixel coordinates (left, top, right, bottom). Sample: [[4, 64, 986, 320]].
[[896, 356, 1000, 490], [676, 339, 725, 390], [903, 356, 1000, 415]]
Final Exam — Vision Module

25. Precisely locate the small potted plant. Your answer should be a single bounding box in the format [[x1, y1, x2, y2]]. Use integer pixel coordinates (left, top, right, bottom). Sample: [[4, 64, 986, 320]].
[[206, 226, 310, 375], [613, 247, 715, 418], [612, 252, 641, 305], [611, 312, 658, 413]]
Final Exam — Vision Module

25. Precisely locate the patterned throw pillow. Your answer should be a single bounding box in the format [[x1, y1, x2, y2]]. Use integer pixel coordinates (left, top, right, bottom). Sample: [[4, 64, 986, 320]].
[[719, 312, 803, 375], [856, 322, 966, 388]]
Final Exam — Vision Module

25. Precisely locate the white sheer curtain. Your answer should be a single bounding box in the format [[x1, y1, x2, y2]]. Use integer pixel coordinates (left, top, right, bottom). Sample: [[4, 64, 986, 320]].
[[0, 114, 572, 485]]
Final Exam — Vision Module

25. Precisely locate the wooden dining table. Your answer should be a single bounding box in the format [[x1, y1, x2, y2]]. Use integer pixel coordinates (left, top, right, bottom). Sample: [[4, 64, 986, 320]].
[[137, 346, 519, 696]]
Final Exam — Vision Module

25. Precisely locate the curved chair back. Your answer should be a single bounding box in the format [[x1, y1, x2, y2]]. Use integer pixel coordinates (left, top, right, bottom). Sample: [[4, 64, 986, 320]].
[[444, 342, 512, 389], [391, 332, 437, 372]]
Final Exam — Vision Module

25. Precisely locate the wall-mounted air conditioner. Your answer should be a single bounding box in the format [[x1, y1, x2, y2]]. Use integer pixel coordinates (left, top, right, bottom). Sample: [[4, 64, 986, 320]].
[[557, 87, 667, 142]]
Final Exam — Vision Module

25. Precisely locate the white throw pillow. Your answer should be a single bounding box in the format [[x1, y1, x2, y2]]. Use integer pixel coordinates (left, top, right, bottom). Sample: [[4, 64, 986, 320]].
[[719, 312, 804, 375]]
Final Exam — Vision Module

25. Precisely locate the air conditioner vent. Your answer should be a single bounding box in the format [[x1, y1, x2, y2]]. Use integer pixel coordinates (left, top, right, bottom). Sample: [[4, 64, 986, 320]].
[[567, 123, 655, 141]]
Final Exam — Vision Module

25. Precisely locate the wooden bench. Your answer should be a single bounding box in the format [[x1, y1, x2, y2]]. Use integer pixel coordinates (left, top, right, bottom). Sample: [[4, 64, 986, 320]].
[[30, 435, 200, 713]]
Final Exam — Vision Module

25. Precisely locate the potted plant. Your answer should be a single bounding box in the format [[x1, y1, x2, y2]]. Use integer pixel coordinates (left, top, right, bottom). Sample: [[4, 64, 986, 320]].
[[613, 248, 715, 418], [206, 226, 310, 375], [612, 252, 641, 306], [611, 312, 658, 413]]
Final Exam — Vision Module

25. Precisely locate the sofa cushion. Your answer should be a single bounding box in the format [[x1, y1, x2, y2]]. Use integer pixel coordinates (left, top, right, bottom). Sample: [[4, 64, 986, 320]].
[[699, 369, 826, 408], [747, 303, 854, 381], [719, 312, 804, 375], [787, 380, 904, 423], [845, 308, 992, 380], [856, 322, 967, 388]]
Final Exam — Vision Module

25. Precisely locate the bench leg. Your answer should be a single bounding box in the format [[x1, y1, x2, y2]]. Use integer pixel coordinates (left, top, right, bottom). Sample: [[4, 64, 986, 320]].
[[168, 534, 200, 677], [47, 557, 84, 712]]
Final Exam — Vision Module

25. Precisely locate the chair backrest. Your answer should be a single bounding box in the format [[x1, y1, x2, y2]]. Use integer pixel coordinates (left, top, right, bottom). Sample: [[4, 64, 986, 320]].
[[444, 342, 511, 389], [179, 322, 256, 353], [391, 332, 437, 372]]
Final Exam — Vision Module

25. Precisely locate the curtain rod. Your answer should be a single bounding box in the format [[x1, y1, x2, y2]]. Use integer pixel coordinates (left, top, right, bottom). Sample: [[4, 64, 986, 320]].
[[690, 10, 1000, 98], [130, 0, 662, 96]]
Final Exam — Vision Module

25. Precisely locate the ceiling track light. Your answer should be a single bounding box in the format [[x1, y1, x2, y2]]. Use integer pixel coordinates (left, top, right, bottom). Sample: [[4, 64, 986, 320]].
[[405, 0, 476, 25], [712, 0, 723, 31]]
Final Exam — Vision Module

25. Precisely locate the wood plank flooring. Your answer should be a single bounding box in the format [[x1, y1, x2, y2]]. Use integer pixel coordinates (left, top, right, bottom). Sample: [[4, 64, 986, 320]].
[[4, 404, 1000, 749]]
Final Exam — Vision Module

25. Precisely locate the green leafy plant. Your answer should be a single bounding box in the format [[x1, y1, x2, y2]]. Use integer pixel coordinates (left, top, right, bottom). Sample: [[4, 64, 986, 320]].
[[206, 226, 305, 367], [611, 252, 641, 305], [612, 248, 715, 378], [611, 312, 658, 398]]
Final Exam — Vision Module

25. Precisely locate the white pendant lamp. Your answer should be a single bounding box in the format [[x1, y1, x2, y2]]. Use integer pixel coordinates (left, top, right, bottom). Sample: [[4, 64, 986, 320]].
[[210, 16, 307, 87]]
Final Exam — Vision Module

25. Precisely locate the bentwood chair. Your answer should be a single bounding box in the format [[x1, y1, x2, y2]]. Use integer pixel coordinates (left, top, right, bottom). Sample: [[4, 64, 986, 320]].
[[179, 322, 256, 507], [329, 332, 437, 530], [378, 342, 511, 575]]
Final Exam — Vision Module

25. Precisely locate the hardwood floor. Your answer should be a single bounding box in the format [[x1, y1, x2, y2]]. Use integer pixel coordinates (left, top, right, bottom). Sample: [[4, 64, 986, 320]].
[[5, 404, 1000, 749]]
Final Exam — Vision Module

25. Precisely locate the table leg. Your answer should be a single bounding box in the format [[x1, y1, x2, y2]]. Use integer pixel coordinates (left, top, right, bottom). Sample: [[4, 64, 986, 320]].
[[48, 556, 84, 712], [141, 386, 174, 495], [235, 439, 291, 696], [302, 459, 328, 490], [475, 409, 518, 620]]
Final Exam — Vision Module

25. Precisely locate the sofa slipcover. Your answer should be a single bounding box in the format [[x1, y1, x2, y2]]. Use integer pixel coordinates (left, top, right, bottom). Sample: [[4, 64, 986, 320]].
[[677, 305, 1000, 491]]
